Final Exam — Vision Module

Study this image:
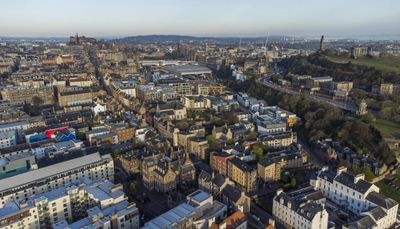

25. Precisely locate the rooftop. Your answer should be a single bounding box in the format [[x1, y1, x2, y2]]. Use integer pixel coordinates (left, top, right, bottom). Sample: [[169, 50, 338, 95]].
[[229, 157, 254, 172], [0, 201, 31, 220], [0, 131, 15, 140], [187, 189, 210, 204], [142, 203, 198, 229], [0, 121, 29, 129], [0, 153, 111, 193], [334, 171, 373, 194], [220, 210, 247, 228], [164, 65, 212, 75], [275, 186, 326, 221]]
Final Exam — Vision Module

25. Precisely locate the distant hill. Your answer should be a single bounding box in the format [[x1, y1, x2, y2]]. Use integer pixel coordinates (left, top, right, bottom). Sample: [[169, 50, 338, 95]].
[[109, 35, 288, 44]]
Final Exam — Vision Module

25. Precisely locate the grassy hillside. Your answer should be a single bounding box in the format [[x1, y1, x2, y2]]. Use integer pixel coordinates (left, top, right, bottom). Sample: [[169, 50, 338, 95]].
[[374, 119, 400, 140], [326, 55, 400, 74]]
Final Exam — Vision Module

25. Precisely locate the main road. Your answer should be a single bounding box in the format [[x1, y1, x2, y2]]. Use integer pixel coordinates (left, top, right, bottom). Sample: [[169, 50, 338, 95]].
[[256, 78, 359, 113]]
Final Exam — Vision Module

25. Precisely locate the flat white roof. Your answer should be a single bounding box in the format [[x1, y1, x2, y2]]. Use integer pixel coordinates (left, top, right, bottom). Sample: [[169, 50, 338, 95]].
[[143, 203, 197, 229], [0, 153, 110, 193]]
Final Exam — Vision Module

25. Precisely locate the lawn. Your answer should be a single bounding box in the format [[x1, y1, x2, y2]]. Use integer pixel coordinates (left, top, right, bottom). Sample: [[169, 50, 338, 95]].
[[376, 180, 400, 203], [373, 119, 400, 140], [393, 175, 400, 187], [326, 55, 400, 74]]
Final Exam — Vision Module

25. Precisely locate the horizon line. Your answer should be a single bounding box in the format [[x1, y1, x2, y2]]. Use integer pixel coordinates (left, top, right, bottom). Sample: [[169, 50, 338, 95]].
[[1, 33, 400, 41]]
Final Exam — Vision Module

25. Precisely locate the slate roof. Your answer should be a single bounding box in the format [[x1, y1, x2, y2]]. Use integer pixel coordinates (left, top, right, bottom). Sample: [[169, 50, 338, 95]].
[[221, 184, 242, 202], [198, 170, 211, 182], [212, 174, 226, 188], [274, 187, 326, 221], [334, 172, 373, 194], [367, 206, 387, 222], [229, 157, 254, 172], [347, 215, 377, 229], [366, 191, 398, 210]]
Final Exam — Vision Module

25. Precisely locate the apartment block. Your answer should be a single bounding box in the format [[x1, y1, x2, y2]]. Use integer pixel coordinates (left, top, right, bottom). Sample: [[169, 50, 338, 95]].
[[1, 86, 54, 105], [181, 95, 211, 109], [0, 131, 16, 149], [210, 151, 235, 177], [258, 160, 281, 182], [0, 153, 114, 207], [0, 121, 29, 141], [228, 158, 257, 192], [196, 84, 225, 95], [0, 180, 138, 229], [53, 201, 139, 229], [57, 88, 96, 107]]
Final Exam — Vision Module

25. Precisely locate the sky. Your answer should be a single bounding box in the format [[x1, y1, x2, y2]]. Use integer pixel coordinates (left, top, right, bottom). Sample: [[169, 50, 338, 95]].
[[0, 0, 399, 38]]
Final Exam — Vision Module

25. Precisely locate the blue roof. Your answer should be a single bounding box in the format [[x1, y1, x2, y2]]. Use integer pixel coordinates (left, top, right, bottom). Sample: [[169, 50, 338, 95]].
[[188, 190, 210, 203], [86, 187, 110, 201]]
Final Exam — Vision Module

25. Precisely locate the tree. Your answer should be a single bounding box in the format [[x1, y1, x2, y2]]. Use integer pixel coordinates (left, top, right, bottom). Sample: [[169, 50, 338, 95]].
[[148, 108, 157, 115], [290, 177, 297, 188], [132, 139, 143, 150], [252, 144, 264, 160], [206, 135, 216, 144], [176, 121, 189, 131], [129, 180, 137, 194], [206, 135, 221, 150], [111, 150, 121, 159], [246, 132, 258, 140], [222, 112, 239, 125], [363, 167, 375, 182], [32, 96, 44, 107], [226, 139, 235, 145], [187, 110, 197, 120], [280, 171, 290, 183]]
